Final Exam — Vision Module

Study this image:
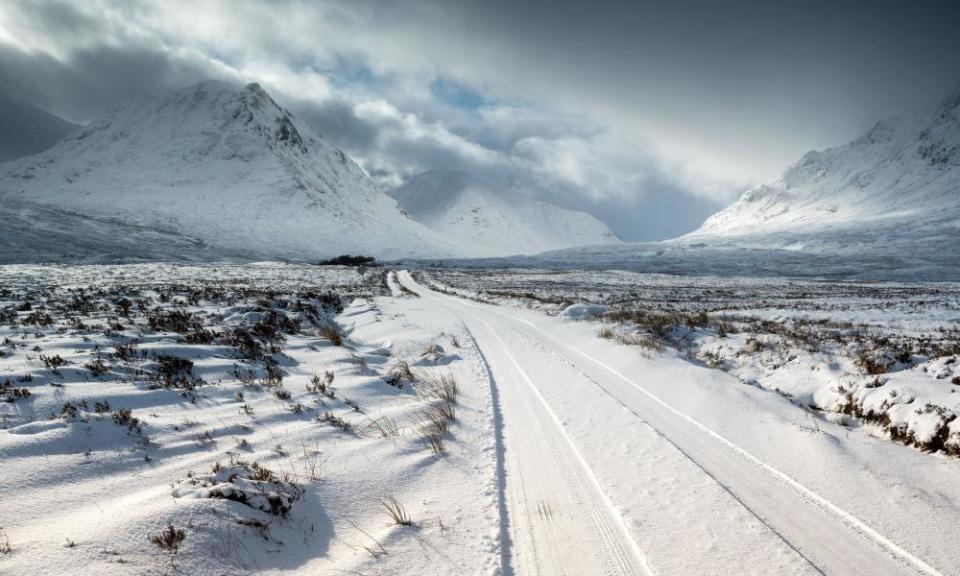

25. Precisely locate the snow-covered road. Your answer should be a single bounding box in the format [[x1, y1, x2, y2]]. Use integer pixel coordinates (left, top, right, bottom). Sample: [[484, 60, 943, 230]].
[[398, 271, 955, 576]]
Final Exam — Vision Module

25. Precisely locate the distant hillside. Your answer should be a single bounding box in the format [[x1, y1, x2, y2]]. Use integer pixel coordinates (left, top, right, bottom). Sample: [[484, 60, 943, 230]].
[[691, 88, 960, 242], [443, 89, 960, 281], [389, 170, 620, 256], [0, 95, 78, 162]]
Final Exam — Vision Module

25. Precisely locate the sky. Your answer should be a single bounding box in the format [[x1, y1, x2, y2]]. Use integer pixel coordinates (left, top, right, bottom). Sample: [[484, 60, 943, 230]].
[[1, 0, 959, 241]]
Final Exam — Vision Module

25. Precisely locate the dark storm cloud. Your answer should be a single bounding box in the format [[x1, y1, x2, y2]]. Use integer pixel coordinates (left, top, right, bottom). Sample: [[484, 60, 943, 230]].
[[1, 0, 958, 240], [431, 0, 960, 174]]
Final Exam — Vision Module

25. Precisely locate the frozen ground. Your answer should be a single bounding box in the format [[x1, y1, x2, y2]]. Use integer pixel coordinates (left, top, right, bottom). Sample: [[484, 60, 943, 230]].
[[410, 225, 960, 282], [2, 263, 959, 575], [0, 263, 501, 575], [421, 268, 960, 457]]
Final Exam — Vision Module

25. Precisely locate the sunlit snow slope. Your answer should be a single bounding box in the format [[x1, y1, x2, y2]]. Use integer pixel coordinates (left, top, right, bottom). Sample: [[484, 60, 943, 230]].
[[688, 88, 960, 247], [476, 89, 960, 280], [389, 170, 620, 256], [0, 81, 457, 262]]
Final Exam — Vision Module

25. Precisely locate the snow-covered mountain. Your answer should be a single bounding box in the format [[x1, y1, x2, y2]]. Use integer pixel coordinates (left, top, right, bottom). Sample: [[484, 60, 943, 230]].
[[388, 170, 620, 256], [0, 81, 456, 262], [690, 89, 960, 243], [0, 95, 78, 162], [454, 90, 960, 281]]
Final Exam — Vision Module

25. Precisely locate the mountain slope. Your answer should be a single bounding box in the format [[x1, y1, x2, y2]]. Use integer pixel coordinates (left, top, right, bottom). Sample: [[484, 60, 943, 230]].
[[0, 95, 78, 162], [389, 170, 620, 256], [691, 89, 960, 240], [447, 90, 960, 281], [0, 81, 455, 261]]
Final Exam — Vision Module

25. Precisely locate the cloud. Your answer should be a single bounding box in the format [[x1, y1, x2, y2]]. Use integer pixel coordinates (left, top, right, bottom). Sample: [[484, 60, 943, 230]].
[[1, 0, 958, 240]]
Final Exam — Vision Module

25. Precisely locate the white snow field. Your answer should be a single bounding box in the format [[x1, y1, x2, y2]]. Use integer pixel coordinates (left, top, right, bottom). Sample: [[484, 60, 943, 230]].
[[421, 268, 960, 458], [0, 264, 502, 575], [398, 271, 960, 576], [389, 170, 621, 257], [2, 262, 959, 576]]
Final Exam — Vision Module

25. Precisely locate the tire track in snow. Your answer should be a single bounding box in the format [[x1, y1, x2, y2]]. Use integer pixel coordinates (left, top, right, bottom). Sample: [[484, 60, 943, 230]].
[[406, 274, 653, 575], [513, 327, 828, 576], [455, 311, 514, 576], [416, 275, 945, 576]]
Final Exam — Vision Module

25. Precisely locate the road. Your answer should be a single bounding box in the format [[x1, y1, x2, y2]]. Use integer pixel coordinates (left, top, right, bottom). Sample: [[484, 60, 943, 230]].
[[397, 271, 945, 576]]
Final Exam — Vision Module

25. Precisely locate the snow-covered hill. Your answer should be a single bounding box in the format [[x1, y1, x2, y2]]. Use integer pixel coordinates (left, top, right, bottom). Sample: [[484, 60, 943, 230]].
[[0, 81, 456, 261], [691, 88, 960, 242], [388, 170, 620, 256], [0, 95, 78, 162], [441, 90, 960, 281]]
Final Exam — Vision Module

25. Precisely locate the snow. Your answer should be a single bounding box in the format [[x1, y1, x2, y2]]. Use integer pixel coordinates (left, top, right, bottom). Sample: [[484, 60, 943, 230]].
[[0, 263, 501, 575], [2, 262, 959, 575], [559, 302, 608, 318], [0, 81, 463, 262], [400, 271, 960, 576], [389, 170, 620, 256], [432, 88, 960, 281], [423, 267, 960, 458], [0, 81, 958, 574]]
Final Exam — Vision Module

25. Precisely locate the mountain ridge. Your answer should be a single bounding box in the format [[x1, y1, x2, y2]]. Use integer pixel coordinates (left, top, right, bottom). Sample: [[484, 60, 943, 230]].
[[444, 87, 960, 281], [691, 87, 960, 238], [0, 80, 459, 261], [0, 95, 79, 162]]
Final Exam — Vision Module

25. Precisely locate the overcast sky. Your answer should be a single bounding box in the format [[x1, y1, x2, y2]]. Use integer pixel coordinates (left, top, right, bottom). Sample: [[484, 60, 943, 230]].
[[1, 0, 958, 240]]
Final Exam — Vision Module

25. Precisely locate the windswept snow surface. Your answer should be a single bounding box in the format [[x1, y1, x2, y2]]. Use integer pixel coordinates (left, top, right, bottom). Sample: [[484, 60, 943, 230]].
[[423, 268, 960, 458], [0, 263, 503, 575], [1, 263, 959, 574], [400, 271, 960, 576], [389, 170, 620, 256], [415, 236, 960, 281], [0, 81, 459, 262]]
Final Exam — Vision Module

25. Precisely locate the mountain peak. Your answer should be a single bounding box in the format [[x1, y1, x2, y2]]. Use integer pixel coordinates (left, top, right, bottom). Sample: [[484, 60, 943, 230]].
[[0, 80, 454, 261], [690, 85, 960, 240]]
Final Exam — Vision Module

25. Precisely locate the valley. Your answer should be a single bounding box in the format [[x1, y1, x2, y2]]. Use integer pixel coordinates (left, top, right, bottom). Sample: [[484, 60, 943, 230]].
[[0, 6, 958, 574], [1, 263, 957, 575]]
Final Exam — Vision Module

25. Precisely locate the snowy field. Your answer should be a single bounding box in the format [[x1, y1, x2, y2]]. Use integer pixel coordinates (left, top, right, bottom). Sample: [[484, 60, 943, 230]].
[[420, 268, 960, 458], [2, 262, 959, 576], [0, 263, 501, 575]]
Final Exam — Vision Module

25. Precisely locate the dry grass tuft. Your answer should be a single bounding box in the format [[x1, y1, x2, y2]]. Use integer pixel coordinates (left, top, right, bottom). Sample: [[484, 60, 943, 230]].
[[389, 359, 417, 383], [0, 528, 10, 554], [417, 372, 460, 405], [368, 415, 400, 438], [319, 323, 343, 346], [378, 496, 413, 526]]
